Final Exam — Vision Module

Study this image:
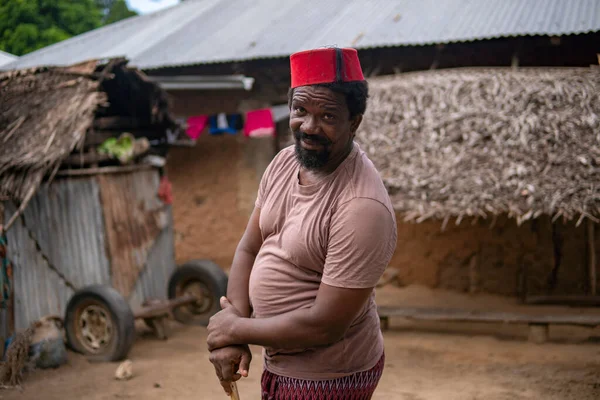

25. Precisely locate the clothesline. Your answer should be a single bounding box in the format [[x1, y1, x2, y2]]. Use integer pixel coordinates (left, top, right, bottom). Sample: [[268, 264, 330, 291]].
[[184, 104, 289, 140]]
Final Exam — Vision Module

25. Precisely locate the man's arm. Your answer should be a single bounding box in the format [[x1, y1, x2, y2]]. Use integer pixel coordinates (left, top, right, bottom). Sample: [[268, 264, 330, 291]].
[[208, 206, 262, 395], [227, 283, 372, 349], [208, 197, 397, 351], [226, 206, 262, 317]]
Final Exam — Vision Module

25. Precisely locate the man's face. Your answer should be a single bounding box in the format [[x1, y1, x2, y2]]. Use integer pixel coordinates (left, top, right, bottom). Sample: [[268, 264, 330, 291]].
[[289, 86, 358, 170]]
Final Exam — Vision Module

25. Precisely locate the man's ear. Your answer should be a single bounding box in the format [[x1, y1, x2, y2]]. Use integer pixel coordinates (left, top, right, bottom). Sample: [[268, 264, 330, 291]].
[[350, 114, 363, 134]]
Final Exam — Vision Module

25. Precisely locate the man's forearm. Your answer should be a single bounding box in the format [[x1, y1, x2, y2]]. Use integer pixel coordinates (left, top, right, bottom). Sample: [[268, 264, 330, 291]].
[[226, 248, 256, 318], [232, 307, 342, 349], [208, 284, 373, 352]]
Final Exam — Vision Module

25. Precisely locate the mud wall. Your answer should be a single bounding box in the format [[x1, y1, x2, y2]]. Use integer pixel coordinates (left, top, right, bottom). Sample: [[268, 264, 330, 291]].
[[164, 90, 594, 297], [391, 215, 594, 296], [165, 91, 276, 269]]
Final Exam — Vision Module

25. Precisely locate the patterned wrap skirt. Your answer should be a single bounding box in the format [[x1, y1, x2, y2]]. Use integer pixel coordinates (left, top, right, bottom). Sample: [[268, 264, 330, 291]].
[[260, 352, 385, 400]]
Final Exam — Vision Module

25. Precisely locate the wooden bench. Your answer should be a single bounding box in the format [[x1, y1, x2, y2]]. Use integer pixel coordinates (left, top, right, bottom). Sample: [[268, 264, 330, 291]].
[[377, 306, 600, 343]]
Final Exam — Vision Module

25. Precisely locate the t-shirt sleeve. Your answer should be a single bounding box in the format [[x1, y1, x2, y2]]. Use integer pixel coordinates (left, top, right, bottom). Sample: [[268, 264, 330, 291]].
[[322, 198, 397, 289], [255, 153, 278, 209]]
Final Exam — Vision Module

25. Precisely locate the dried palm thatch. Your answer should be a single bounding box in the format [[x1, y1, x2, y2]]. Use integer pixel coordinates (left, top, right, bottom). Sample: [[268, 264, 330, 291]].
[[356, 67, 600, 226], [0, 323, 34, 387], [0, 58, 176, 230], [0, 60, 104, 206]]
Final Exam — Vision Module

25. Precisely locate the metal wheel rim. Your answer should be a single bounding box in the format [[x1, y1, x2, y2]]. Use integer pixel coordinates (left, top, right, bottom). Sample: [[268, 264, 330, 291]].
[[178, 281, 214, 316], [75, 304, 114, 354]]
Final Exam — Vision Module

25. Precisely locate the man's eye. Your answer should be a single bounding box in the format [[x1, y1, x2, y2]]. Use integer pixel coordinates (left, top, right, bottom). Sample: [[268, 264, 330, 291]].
[[294, 106, 306, 114], [323, 113, 335, 120]]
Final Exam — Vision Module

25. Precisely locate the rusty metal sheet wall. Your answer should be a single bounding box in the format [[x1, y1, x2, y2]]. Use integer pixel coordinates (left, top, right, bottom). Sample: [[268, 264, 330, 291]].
[[129, 207, 176, 310], [5, 169, 175, 331], [22, 179, 110, 288], [5, 203, 76, 330], [4, 178, 110, 330], [98, 168, 173, 299]]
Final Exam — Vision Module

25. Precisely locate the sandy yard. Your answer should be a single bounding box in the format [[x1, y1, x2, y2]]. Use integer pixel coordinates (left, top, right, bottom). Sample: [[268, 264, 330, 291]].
[[2, 325, 599, 399], [2, 286, 600, 400]]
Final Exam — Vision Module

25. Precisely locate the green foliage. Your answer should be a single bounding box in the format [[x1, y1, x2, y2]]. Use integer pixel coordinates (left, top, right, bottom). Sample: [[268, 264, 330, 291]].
[[0, 0, 138, 56], [105, 0, 137, 25]]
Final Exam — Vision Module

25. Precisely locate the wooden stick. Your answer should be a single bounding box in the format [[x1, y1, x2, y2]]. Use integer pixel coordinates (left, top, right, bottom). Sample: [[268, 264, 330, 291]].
[[43, 129, 58, 154], [4, 184, 37, 232], [588, 219, 596, 295], [1, 116, 26, 144], [133, 295, 197, 320], [55, 164, 152, 177], [230, 381, 240, 400]]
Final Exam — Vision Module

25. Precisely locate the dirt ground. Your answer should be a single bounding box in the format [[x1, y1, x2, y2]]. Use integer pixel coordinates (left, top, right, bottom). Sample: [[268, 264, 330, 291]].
[[3, 287, 600, 400], [2, 324, 599, 400]]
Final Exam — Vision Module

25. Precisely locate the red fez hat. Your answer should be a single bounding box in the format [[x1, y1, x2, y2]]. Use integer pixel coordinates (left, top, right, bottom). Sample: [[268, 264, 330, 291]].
[[290, 47, 365, 88]]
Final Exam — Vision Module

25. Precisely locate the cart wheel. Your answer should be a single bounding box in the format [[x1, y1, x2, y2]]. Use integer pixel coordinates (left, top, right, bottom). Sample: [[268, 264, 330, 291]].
[[168, 259, 228, 326], [64, 285, 135, 362]]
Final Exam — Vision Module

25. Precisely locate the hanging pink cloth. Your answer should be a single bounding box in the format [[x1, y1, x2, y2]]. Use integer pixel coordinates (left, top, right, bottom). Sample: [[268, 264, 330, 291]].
[[186, 115, 209, 139], [244, 108, 275, 138]]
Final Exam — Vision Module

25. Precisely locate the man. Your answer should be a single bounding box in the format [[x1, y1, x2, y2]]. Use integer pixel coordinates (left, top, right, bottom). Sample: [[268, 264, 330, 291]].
[[207, 47, 397, 399]]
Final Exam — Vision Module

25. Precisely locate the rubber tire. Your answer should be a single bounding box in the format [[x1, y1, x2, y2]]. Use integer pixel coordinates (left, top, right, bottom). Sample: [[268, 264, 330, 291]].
[[64, 285, 135, 362], [168, 259, 228, 326]]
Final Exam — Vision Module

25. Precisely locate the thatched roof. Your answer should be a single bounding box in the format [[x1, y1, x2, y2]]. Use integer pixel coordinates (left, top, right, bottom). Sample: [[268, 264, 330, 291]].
[[356, 67, 600, 226], [0, 58, 177, 230], [0, 60, 103, 204]]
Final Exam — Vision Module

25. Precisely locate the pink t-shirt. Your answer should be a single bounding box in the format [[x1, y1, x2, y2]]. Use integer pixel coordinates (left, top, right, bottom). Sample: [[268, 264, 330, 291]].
[[249, 142, 397, 380]]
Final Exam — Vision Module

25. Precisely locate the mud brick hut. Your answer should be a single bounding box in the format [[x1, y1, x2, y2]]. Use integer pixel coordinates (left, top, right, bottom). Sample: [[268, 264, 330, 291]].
[[0, 59, 181, 336], [357, 66, 600, 302]]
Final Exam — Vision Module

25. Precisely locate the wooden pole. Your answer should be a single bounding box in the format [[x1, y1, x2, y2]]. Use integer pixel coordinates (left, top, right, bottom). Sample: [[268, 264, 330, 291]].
[[55, 164, 152, 177], [0, 202, 14, 349], [468, 252, 479, 294], [588, 219, 596, 295], [0, 201, 4, 359], [3, 184, 37, 232], [230, 382, 240, 400]]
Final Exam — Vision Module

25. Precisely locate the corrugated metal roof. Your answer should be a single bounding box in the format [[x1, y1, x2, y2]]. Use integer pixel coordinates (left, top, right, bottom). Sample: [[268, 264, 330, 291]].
[[0, 50, 17, 67], [3, 0, 600, 70]]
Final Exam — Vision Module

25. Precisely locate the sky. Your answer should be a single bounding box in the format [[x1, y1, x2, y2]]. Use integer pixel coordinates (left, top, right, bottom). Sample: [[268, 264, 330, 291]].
[[127, 0, 180, 14]]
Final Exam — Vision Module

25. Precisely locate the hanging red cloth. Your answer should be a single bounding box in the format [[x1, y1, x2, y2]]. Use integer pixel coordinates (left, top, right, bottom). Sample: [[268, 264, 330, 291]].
[[158, 176, 173, 205], [185, 115, 209, 139], [244, 108, 275, 138]]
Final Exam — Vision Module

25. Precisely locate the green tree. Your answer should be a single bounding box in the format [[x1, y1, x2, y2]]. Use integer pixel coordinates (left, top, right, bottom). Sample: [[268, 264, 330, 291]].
[[96, 0, 138, 24], [0, 0, 139, 57], [105, 0, 137, 24], [0, 0, 102, 56]]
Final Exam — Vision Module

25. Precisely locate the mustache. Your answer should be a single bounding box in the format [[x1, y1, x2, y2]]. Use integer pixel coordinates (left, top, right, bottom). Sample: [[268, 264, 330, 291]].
[[293, 130, 332, 146]]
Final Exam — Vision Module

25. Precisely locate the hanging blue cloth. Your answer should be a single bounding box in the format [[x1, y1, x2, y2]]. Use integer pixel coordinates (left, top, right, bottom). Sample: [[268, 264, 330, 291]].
[[208, 113, 243, 135]]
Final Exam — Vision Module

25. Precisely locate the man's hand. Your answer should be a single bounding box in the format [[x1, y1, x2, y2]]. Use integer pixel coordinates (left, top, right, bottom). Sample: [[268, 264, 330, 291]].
[[209, 345, 251, 395], [207, 297, 243, 351]]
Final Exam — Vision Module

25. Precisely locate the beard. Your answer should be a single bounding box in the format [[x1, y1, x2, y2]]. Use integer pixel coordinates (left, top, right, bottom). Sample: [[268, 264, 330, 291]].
[[293, 129, 332, 170]]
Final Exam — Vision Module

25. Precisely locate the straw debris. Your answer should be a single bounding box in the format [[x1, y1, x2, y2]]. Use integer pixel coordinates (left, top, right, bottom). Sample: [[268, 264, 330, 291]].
[[0, 61, 102, 203], [357, 67, 600, 224], [0, 324, 34, 387]]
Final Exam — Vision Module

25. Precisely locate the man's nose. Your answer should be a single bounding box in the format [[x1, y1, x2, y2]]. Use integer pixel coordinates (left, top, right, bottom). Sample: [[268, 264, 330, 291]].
[[301, 116, 320, 135]]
